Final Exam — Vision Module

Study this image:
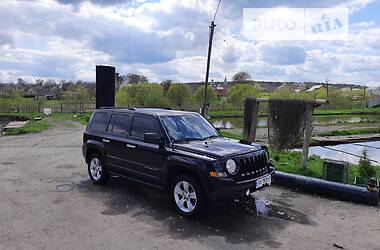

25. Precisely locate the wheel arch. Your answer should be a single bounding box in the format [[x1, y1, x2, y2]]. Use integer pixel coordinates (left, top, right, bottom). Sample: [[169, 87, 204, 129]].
[[165, 163, 209, 198], [85, 140, 105, 164]]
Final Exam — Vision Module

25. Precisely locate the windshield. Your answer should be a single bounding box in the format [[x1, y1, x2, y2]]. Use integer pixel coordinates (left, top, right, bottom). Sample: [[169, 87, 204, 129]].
[[160, 114, 220, 142]]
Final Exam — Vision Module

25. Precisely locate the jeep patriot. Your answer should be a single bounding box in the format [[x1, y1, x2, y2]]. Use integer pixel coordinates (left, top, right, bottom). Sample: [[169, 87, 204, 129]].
[[82, 108, 275, 217]]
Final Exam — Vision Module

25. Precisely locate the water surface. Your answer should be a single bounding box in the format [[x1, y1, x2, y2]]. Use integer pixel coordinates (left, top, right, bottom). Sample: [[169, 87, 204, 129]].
[[307, 141, 380, 164]]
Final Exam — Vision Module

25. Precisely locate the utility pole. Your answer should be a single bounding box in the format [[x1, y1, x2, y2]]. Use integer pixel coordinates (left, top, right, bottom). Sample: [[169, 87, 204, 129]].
[[325, 80, 330, 103], [363, 85, 367, 108], [201, 20, 216, 116]]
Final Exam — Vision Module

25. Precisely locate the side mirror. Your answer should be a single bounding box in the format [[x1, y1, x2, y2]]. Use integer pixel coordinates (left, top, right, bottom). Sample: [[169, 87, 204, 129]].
[[144, 133, 163, 145]]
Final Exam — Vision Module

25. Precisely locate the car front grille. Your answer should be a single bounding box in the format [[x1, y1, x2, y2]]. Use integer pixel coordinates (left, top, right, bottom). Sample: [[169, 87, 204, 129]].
[[233, 150, 269, 180]]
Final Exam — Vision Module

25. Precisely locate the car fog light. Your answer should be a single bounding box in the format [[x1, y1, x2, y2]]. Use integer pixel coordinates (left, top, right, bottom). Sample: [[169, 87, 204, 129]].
[[246, 189, 250, 196]]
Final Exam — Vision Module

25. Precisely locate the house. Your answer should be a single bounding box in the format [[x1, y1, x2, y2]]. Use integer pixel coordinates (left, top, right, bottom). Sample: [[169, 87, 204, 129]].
[[214, 76, 229, 97], [368, 86, 380, 108], [369, 87, 380, 96], [305, 84, 326, 92]]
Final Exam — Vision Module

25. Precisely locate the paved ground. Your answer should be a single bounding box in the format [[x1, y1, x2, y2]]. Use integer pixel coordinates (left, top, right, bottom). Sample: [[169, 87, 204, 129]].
[[1, 123, 380, 250]]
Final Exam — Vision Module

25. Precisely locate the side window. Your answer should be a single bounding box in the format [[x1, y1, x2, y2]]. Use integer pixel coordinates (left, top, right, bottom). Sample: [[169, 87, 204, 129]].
[[107, 114, 131, 135], [88, 112, 109, 132], [131, 116, 160, 138]]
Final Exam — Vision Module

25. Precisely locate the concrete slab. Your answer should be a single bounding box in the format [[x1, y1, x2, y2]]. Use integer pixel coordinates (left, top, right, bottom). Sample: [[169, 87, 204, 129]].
[[3, 120, 29, 129]]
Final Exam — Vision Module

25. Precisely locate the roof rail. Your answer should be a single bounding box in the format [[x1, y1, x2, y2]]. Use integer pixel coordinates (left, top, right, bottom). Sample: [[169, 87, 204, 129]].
[[98, 106, 136, 110], [98, 106, 175, 111], [135, 106, 174, 110]]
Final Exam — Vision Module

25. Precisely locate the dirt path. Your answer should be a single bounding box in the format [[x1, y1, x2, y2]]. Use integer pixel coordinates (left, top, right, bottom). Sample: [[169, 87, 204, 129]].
[[0, 125, 379, 250]]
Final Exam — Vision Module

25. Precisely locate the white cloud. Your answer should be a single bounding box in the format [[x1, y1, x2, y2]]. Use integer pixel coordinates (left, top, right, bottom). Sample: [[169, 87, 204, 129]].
[[0, 0, 379, 86]]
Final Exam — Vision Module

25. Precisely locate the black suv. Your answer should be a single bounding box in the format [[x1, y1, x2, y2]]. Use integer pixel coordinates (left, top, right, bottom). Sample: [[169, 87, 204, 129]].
[[82, 108, 275, 217]]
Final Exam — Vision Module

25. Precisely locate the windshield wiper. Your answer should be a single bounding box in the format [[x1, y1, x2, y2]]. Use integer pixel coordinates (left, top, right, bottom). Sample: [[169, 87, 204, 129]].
[[173, 137, 203, 143], [202, 135, 220, 140]]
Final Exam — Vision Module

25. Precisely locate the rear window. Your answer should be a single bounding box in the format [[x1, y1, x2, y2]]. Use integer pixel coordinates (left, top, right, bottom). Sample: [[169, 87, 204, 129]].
[[107, 114, 131, 135], [131, 116, 160, 138], [88, 112, 109, 132]]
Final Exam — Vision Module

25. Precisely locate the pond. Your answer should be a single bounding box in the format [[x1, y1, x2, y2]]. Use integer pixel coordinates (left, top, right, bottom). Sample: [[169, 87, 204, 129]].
[[306, 141, 380, 165], [210, 114, 380, 129]]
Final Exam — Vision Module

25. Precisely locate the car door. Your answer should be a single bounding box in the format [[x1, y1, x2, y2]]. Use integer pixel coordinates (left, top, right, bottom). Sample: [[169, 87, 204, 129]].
[[103, 113, 133, 175], [123, 114, 166, 185]]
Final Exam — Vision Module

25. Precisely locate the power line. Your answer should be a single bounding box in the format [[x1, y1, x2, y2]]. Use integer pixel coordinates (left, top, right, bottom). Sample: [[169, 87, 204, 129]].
[[351, 143, 380, 150], [320, 146, 380, 164]]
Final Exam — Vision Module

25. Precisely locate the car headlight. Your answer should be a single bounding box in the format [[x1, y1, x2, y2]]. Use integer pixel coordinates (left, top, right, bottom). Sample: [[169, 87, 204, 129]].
[[226, 159, 238, 175]]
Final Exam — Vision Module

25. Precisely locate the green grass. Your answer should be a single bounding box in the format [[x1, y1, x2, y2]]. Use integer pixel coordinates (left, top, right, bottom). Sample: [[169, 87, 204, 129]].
[[318, 128, 380, 136], [270, 150, 380, 184], [4, 119, 51, 135], [50, 112, 91, 125], [1, 112, 91, 136], [314, 107, 380, 115], [210, 110, 244, 118], [220, 130, 243, 140]]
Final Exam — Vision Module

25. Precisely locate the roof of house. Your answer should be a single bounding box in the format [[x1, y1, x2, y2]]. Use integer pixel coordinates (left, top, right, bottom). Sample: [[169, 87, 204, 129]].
[[305, 85, 325, 92]]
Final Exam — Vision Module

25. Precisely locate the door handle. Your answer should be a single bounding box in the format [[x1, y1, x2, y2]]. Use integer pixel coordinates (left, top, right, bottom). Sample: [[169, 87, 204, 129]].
[[102, 139, 110, 143], [126, 144, 136, 149]]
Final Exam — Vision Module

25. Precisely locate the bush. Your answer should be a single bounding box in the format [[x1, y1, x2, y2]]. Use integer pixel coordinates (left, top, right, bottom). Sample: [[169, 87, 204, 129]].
[[167, 84, 192, 108], [227, 84, 259, 110], [358, 148, 376, 178], [194, 86, 217, 104]]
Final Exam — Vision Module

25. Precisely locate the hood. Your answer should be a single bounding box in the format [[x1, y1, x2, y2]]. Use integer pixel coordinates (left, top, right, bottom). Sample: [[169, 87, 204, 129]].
[[174, 137, 263, 159]]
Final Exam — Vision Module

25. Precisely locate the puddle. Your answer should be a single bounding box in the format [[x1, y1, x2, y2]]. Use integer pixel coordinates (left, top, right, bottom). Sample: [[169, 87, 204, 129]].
[[41, 174, 88, 192], [1, 162, 14, 165], [233, 196, 311, 225], [74, 177, 315, 247], [56, 184, 75, 192], [55, 164, 76, 169]]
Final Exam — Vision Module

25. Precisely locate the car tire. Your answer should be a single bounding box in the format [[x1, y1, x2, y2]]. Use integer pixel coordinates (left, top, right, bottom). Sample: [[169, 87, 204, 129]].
[[170, 175, 205, 218], [88, 154, 109, 185]]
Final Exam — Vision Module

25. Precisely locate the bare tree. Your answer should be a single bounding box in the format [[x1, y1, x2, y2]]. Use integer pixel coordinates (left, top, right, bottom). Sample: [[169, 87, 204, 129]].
[[232, 71, 251, 83], [160, 79, 172, 94], [127, 74, 148, 84]]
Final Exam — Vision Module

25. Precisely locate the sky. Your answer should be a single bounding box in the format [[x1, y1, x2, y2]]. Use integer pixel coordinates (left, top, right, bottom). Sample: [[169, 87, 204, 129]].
[[0, 0, 379, 86]]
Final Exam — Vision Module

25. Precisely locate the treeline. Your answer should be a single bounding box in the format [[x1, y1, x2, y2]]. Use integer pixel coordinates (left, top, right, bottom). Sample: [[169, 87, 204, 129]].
[[0, 73, 370, 113]]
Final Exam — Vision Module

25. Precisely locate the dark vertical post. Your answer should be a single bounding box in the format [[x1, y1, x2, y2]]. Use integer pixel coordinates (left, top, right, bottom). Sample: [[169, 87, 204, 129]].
[[96, 65, 115, 109], [243, 97, 259, 143], [300, 104, 314, 169], [201, 21, 216, 116]]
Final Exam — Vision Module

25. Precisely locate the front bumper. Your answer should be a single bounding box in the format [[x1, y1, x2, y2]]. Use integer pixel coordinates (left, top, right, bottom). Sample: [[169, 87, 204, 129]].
[[205, 166, 275, 202]]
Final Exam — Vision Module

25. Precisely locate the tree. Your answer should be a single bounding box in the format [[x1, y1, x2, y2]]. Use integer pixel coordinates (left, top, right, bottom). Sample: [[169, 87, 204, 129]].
[[127, 73, 148, 84], [145, 84, 165, 107], [167, 84, 192, 108], [161, 79, 172, 94], [116, 83, 166, 107], [64, 85, 92, 111], [35, 79, 44, 86], [232, 71, 251, 83], [195, 85, 217, 104], [358, 148, 376, 178], [17, 77, 27, 86], [228, 84, 259, 109]]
